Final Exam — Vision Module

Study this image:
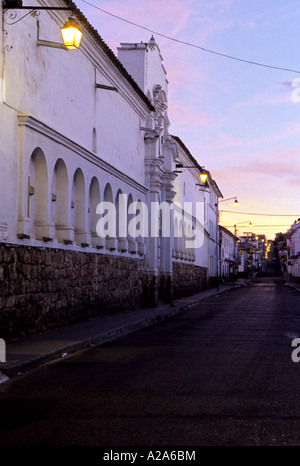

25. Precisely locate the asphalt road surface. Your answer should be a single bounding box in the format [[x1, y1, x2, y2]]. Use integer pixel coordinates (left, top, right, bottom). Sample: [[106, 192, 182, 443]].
[[1, 264, 300, 447]]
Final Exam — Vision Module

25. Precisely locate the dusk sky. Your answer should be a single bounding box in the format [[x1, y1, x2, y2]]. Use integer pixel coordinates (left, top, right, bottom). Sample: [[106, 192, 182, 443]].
[[78, 0, 300, 240]]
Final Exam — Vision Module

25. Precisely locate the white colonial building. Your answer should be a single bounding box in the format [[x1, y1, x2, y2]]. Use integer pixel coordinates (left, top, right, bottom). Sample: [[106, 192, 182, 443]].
[[0, 0, 223, 340], [219, 226, 238, 283], [170, 136, 222, 295], [285, 220, 300, 281]]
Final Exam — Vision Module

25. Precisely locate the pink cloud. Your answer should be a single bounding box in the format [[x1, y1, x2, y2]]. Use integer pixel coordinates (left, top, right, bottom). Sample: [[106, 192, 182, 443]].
[[86, 0, 193, 44], [195, 121, 300, 159], [213, 150, 300, 181], [207, 132, 245, 149], [169, 100, 210, 127], [236, 91, 292, 108]]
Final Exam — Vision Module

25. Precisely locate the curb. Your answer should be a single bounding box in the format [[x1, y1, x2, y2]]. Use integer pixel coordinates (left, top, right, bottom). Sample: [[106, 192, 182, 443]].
[[285, 280, 300, 294], [0, 308, 182, 380], [179, 278, 253, 312]]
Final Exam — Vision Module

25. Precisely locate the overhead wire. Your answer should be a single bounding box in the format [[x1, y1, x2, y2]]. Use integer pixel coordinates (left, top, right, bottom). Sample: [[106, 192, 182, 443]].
[[223, 225, 294, 228], [220, 211, 300, 217], [244, 225, 294, 228], [80, 0, 300, 74]]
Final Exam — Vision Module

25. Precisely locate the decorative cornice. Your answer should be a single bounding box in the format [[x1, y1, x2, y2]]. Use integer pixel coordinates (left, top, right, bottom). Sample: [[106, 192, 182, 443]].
[[144, 156, 164, 191], [152, 85, 168, 131]]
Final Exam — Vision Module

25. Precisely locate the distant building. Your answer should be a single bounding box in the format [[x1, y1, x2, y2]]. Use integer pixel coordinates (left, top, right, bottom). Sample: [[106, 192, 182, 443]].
[[284, 220, 300, 282], [170, 136, 222, 294], [236, 238, 254, 278], [219, 226, 238, 282], [238, 233, 266, 273]]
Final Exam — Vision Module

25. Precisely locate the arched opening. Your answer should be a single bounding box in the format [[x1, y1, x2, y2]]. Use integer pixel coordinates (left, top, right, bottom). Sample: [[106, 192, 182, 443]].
[[28, 148, 50, 240], [52, 158, 70, 243], [136, 198, 146, 256], [89, 176, 103, 248], [127, 193, 137, 254], [72, 168, 88, 246], [103, 183, 117, 251], [116, 189, 128, 253]]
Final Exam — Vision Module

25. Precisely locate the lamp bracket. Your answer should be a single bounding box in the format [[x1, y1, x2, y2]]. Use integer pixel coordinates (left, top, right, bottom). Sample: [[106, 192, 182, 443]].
[[36, 19, 67, 50], [175, 163, 205, 170], [37, 39, 67, 49]]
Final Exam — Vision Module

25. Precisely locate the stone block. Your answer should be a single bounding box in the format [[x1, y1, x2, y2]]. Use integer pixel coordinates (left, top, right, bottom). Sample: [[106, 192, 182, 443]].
[[0, 243, 145, 341]]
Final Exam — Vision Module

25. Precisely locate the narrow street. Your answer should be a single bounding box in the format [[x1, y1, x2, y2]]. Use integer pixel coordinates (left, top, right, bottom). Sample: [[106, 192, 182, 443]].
[[1, 263, 300, 446]]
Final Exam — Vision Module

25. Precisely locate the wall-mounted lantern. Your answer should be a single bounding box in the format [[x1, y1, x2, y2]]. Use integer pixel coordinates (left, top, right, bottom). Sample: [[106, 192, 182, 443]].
[[3, 0, 83, 50], [60, 16, 82, 49], [175, 163, 208, 184]]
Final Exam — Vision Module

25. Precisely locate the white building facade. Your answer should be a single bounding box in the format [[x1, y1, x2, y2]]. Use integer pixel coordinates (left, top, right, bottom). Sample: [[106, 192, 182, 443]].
[[0, 0, 222, 340], [285, 221, 300, 281], [170, 136, 222, 296], [219, 226, 238, 283]]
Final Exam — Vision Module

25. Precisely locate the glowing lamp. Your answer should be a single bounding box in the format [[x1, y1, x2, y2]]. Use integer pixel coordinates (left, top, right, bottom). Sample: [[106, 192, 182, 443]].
[[233, 199, 239, 208], [199, 172, 208, 183], [61, 17, 82, 49]]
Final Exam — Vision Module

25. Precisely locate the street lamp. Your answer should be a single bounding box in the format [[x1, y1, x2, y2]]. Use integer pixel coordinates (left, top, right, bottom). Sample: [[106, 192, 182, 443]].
[[175, 163, 208, 184], [199, 171, 208, 183], [3, 0, 83, 50], [60, 16, 82, 49], [219, 197, 239, 208], [234, 221, 252, 235]]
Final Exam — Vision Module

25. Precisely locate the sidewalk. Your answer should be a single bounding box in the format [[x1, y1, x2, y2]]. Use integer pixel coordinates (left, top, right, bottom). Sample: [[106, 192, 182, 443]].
[[284, 274, 300, 294], [0, 277, 252, 382]]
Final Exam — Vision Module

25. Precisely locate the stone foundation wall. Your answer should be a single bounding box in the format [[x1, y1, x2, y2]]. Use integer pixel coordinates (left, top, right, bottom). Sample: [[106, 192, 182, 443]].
[[158, 274, 172, 304], [172, 261, 207, 299], [0, 244, 144, 342]]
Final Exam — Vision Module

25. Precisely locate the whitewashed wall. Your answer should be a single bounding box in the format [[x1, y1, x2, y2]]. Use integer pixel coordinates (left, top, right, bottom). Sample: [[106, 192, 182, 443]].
[[0, 1, 151, 254], [171, 140, 209, 270]]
